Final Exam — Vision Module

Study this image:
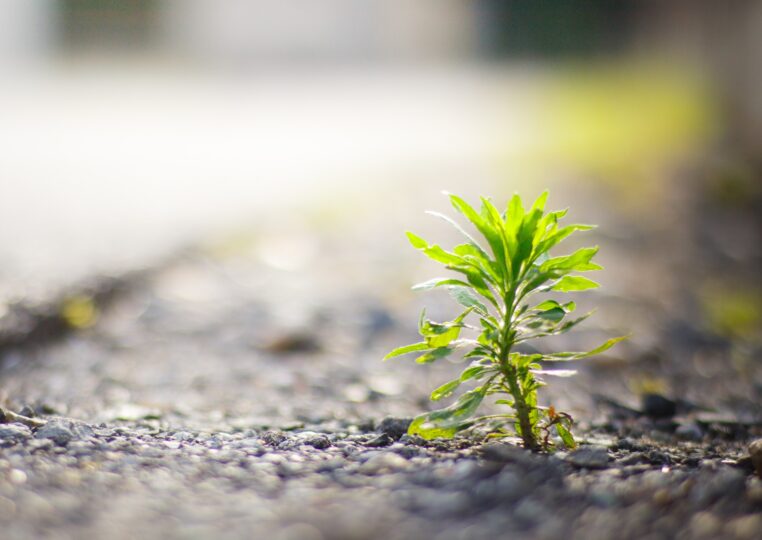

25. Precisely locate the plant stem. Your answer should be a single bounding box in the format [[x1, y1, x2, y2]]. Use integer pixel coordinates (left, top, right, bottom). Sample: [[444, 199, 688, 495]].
[[504, 366, 539, 451], [497, 293, 539, 451]]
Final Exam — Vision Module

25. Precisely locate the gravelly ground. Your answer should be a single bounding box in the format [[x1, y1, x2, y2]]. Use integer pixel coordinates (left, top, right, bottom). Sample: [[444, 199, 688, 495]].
[[1, 178, 761, 539]]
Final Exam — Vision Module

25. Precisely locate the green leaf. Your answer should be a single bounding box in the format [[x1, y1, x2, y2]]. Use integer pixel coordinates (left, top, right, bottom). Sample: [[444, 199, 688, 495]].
[[530, 190, 549, 213], [455, 265, 500, 307], [425, 211, 489, 257], [460, 364, 490, 381], [422, 245, 466, 267], [552, 275, 600, 292], [431, 379, 461, 401], [531, 369, 577, 377], [519, 312, 593, 341], [533, 300, 562, 311], [384, 342, 429, 360], [418, 309, 472, 348], [425, 328, 460, 348], [541, 247, 602, 275], [481, 197, 513, 276], [532, 300, 576, 314], [448, 193, 508, 282], [514, 206, 545, 275], [407, 386, 488, 439], [416, 346, 455, 364], [407, 232, 472, 270], [542, 335, 628, 361], [556, 421, 576, 449], [536, 224, 594, 255], [448, 286, 489, 315], [454, 244, 501, 285], [536, 307, 566, 322], [505, 193, 525, 228], [463, 345, 495, 360], [554, 312, 592, 333], [406, 231, 428, 249], [513, 352, 543, 369], [412, 277, 471, 291]]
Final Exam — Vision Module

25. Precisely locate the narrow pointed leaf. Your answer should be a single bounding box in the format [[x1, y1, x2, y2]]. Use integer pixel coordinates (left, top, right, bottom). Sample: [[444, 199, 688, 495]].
[[449, 194, 507, 281], [541, 247, 601, 275], [431, 379, 461, 401], [552, 275, 600, 292], [384, 342, 430, 360], [408, 386, 487, 439], [460, 364, 491, 382], [556, 422, 576, 449], [530, 369, 577, 377], [536, 307, 566, 322], [530, 190, 549, 212], [426, 211, 489, 257], [448, 286, 489, 315], [406, 231, 428, 249], [542, 335, 628, 361], [412, 277, 471, 291]]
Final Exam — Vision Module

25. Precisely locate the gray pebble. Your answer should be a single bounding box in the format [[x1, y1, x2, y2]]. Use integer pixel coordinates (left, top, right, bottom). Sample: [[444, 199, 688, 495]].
[[365, 433, 393, 448], [303, 435, 331, 450], [35, 422, 75, 446], [565, 446, 611, 469], [0, 423, 32, 445], [377, 417, 412, 440]]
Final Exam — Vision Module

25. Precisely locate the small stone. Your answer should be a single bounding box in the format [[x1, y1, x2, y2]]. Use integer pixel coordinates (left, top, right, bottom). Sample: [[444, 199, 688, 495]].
[[261, 431, 287, 446], [748, 438, 762, 478], [612, 438, 645, 452], [365, 433, 393, 448], [389, 443, 419, 459], [618, 452, 647, 466], [398, 434, 426, 446], [645, 449, 671, 465], [0, 423, 32, 445], [377, 417, 412, 440], [303, 435, 331, 450], [35, 422, 74, 446], [565, 446, 611, 469]]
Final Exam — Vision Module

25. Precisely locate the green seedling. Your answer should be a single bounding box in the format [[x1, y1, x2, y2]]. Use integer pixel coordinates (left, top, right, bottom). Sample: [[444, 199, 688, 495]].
[[385, 191, 625, 451]]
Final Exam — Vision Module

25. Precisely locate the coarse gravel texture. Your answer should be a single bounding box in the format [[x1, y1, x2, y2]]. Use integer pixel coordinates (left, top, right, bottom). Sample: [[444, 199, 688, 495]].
[[1, 179, 761, 539]]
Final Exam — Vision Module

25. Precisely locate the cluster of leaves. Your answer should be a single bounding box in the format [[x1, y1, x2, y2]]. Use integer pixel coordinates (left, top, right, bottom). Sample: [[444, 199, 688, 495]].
[[385, 191, 625, 451]]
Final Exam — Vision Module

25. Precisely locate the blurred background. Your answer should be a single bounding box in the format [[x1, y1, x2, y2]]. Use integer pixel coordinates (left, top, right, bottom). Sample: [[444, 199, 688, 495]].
[[1, 1, 761, 422]]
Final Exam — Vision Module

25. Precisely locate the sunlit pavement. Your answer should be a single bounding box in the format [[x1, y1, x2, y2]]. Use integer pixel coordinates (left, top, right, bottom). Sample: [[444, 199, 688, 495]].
[[0, 62, 711, 304], [0, 64, 512, 301]]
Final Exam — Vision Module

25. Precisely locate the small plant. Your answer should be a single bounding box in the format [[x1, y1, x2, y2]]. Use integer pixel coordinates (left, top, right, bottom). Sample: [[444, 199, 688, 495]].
[[385, 191, 625, 451]]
